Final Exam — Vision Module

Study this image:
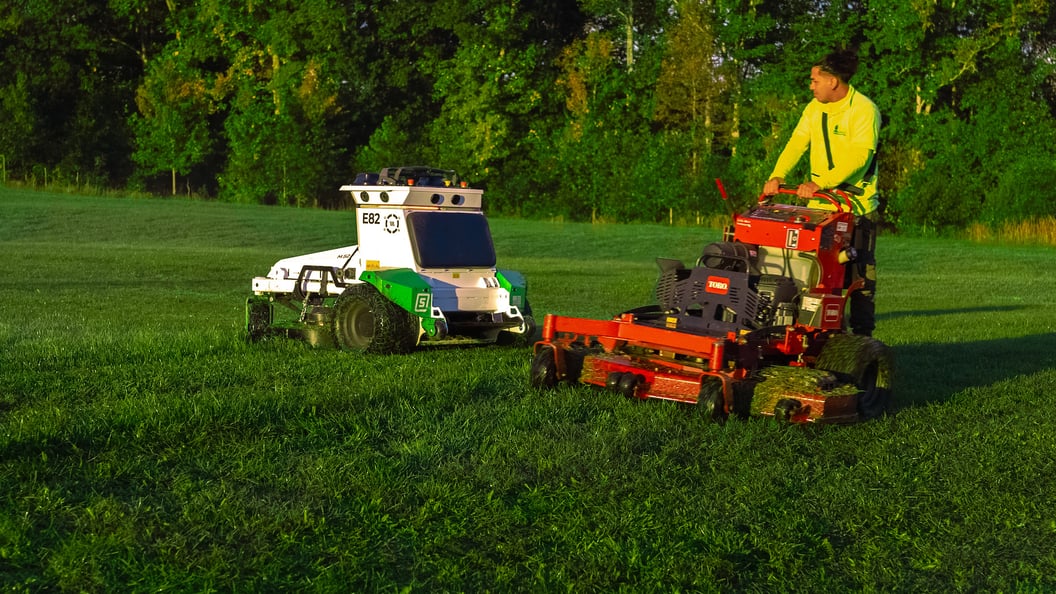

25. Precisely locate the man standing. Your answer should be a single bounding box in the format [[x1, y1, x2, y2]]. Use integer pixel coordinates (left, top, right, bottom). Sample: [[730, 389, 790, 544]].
[[762, 50, 881, 336]]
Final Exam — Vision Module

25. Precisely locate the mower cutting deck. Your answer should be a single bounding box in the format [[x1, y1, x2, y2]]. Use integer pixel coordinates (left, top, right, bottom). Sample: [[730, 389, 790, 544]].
[[530, 185, 893, 424]]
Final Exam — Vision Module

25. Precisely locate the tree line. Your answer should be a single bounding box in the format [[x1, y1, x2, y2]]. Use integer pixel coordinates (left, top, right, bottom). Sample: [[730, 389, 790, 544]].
[[1, 0, 1054, 232]]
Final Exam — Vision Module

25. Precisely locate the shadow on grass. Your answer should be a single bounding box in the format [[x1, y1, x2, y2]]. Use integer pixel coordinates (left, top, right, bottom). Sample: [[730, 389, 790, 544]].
[[890, 332, 1056, 408], [877, 304, 1026, 322]]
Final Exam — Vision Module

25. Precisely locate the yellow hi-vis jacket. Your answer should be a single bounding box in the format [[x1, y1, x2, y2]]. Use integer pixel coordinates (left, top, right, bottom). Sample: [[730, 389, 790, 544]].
[[769, 85, 880, 215]]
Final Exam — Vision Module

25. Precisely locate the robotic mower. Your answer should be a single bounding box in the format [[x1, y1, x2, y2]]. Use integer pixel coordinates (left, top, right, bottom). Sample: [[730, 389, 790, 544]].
[[246, 166, 533, 354], [530, 184, 893, 423]]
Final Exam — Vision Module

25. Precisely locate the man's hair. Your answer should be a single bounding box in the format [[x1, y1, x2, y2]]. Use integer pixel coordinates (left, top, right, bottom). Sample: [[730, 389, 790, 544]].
[[814, 50, 859, 83]]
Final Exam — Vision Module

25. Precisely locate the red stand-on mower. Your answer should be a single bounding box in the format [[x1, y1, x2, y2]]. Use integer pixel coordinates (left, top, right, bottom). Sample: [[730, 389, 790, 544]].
[[530, 184, 894, 423]]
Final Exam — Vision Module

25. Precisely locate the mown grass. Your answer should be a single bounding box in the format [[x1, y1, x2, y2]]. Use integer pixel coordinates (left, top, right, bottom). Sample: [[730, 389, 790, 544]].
[[2, 188, 1056, 592]]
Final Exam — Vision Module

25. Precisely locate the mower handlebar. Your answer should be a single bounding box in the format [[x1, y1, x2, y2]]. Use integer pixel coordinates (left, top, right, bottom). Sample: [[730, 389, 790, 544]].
[[759, 183, 857, 212]]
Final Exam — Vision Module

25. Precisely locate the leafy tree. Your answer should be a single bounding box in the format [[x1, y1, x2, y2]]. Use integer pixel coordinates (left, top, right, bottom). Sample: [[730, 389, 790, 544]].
[[2, 0, 1056, 231], [130, 56, 214, 195], [0, 73, 35, 177], [106, 0, 171, 67], [577, 0, 646, 71], [0, 0, 143, 184], [719, 0, 844, 197], [353, 116, 424, 173], [180, 0, 348, 204], [347, 1, 459, 173], [519, 0, 684, 221], [890, 115, 984, 231], [424, 0, 584, 203], [543, 32, 627, 219], [962, 40, 1056, 223], [655, 0, 724, 175], [868, 0, 1053, 230]]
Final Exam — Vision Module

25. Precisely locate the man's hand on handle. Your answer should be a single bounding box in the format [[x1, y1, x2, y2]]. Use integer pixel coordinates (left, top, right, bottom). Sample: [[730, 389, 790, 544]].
[[762, 177, 783, 196], [763, 177, 822, 200], [795, 181, 820, 199]]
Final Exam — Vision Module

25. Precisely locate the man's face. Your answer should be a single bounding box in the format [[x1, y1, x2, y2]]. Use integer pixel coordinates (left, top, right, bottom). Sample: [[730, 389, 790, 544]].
[[810, 66, 839, 103]]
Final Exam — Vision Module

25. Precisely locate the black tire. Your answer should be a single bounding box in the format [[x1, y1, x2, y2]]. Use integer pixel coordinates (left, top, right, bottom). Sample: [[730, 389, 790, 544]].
[[815, 334, 894, 420], [530, 346, 559, 389], [520, 314, 537, 342], [332, 285, 418, 354], [496, 314, 537, 346], [773, 398, 802, 422], [697, 378, 727, 422], [617, 373, 641, 398], [497, 300, 536, 346], [854, 360, 888, 420], [246, 297, 272, 342]]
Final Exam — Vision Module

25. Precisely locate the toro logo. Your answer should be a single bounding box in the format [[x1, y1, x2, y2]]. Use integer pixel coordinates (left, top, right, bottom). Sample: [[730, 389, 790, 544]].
[[705, 276, 730, 295]]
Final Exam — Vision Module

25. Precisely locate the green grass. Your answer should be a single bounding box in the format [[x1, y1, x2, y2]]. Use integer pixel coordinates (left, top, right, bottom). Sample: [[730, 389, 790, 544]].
[[2, 187, 1056, 592]]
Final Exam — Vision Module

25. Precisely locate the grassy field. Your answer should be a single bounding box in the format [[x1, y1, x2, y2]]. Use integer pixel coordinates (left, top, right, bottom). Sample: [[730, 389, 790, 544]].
[[2, 187, 1055, 592]]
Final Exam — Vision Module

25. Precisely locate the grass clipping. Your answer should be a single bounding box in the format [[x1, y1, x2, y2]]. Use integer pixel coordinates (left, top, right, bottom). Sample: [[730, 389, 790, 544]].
[[750, 366, 859, 416]]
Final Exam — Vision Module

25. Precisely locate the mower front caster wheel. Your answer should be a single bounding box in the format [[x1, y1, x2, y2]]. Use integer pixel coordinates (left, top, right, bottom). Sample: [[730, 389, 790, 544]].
[[773, 398, 803, 422], [605, 372, 643, 398], [697, 379, 728, 422], [530, 347, 560, 389]]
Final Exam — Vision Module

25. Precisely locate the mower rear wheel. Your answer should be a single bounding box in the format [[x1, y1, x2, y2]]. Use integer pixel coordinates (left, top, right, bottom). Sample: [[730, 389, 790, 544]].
[[332, 285, 418, 354], [815, 334, 894, 420], [855, 361, 886, 419], [245, 297, 272, 342], [530, 346, 559, 389], [697, 378, 727, 422]]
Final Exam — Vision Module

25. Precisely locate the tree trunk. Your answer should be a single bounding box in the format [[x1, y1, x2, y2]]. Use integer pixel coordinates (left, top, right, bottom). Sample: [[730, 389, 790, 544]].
[[618, 2, 634, 72]]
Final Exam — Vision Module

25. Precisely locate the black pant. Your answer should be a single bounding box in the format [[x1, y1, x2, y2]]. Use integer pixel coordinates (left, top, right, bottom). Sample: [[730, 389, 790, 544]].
[[848, 212, 878, 336]]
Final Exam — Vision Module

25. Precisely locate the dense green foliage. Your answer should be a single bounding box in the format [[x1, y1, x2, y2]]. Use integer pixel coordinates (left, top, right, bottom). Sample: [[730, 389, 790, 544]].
[[2, 1, 1055, 230], [3, 189, 1056, 591]]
